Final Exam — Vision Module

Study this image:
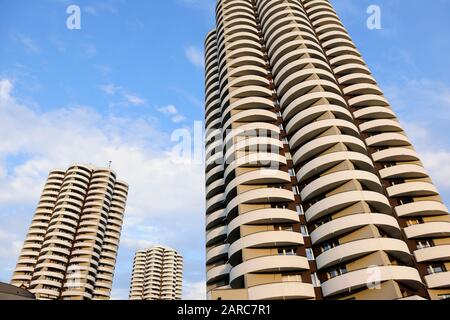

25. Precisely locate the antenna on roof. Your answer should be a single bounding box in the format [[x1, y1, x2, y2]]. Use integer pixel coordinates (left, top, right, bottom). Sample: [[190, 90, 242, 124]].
[[108, 160, 112, 169]]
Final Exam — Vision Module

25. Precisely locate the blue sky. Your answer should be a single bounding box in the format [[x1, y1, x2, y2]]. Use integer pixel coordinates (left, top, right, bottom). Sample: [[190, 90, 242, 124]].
[[0, 0, 449, 299]]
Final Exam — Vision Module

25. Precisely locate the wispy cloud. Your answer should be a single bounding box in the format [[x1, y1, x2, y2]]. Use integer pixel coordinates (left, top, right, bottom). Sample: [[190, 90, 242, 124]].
[[123, 93, 146, 106], [100, 84, 120, 95], [157, 104, 186, 123], [178, 0, 215, 23], [14, 33, 40, 54], [100, 83, 147, 107], [84, 5, 98, 16], [185, 46, 204, 68], [83, 43, 97, 58]]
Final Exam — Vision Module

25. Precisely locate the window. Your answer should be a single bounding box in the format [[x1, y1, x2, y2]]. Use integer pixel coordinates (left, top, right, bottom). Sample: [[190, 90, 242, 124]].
[[296, 205, 304, 215], [416, 240, 433, 250], [311, 272, 321, 287], [407, 218, 424, 226], [427, 264, 446, 275], [321, 240, 339, 253], [306, 248, 314, 261], [282, 273, 302, 282], [300, 225, 309, 237], [328, 266, 348, 279], [277, 225, 293, 232], [283, 137, 289, 145], [288, 168, 296, 177], [278, 248, 296, 256], [292, 185, 300, 195]]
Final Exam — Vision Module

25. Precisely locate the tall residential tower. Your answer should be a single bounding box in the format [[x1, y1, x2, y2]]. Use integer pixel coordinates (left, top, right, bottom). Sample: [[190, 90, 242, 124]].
[[204, 0, 450, 300], [129, 246, 183, 300], [11, 164, 129, 300]]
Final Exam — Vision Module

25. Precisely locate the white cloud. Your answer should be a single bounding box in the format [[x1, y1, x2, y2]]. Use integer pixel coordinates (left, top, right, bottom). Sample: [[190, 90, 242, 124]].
[[0, 79, 13, 101], [157, 104, 186, 123], [0, 230, 22, 261], [83, 44, 97, 58], [100, 84, 147, 107], [183, 281, 206, 300], [123, 93, 146, 106], [84, 5, 98, 16], [0, 78, 205, 298], [101, 84, 120, 95], [15, 34, 40, 54], [420, 151, 450, 189], [185, 46, 205, 68]]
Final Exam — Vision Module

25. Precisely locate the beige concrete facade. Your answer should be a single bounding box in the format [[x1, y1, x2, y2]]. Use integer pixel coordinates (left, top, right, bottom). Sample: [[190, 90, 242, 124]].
[[10, 164, 129, 300], [129, 246, 183, 300], [204, 0, 450, 300]]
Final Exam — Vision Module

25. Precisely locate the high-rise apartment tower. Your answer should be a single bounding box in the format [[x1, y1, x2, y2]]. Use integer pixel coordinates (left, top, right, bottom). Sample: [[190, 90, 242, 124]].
[[129, 246, 183, 300], [11, 164, 129, 300], [204, 0, 450, 300]]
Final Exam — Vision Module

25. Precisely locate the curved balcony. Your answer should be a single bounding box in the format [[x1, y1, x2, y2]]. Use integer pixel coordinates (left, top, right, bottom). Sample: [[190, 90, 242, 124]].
[[224, 137, 283, 164], [227, 208, 299, 236], [372, 147, 419, 163], [296, 151, 374, 182], [387, 182, 438, 198], [321, 265, 422, 298], [206, 209, 226, 230], [285, 104, 352, 134], [230, 255, 310, 285], [225, 169, 290, 196], [379, 164, 428, 180], [338, 72, 376, 86], [316, 238, 411, 270], [222, 97, 274, 117], [272, 48, 327, 76], [305, 190, 391, 222], [366, 133, 411, 147], [414, 244, 450, 263], [348, 94, 389, 108], [206, 225, 227, 246], [282, 91, 347, 122], [333, 63, 370, 76], [310, 213, 401, 245], [206, 244, 230, 264], [395, 201, 449, 218], [277, 68, 336, 96], [228, 230, 304, 260], [223, 122, 280, 146], [359, 119, 403, 133], [279, 79, 341, 109], [343, 83, 382, 96], [293, 134, 366, 165], [207, 264, 231, 284], [353, 106, 395, 120], [206, 192, 224, 215], [247, 281, 315, 300], [289, 119, 360, 150], [403, 222, 450, 239], [206, 179, 225, 200], [301, 170, 382, 202], [226, 188, 295, 215], [425, 271, 450, 289], [224, 153, 286, 181], [223, 109, 277, 131]]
